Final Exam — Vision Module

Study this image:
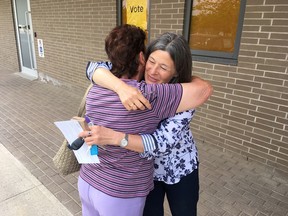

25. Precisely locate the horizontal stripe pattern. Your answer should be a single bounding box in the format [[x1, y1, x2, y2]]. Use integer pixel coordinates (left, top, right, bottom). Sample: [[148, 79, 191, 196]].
[[80, 79, 182, 198]]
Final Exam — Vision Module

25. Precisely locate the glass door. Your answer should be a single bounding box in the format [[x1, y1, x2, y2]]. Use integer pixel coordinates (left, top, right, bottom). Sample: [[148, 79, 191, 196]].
[[14, 0, 37, 77]]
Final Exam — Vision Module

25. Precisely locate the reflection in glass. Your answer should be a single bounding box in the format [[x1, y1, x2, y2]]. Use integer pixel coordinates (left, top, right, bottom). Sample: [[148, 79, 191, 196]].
[[189, 0, 241, 53]]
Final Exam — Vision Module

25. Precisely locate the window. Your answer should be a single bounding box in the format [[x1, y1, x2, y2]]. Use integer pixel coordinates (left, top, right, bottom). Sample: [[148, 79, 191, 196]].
[[183, 0, 246, 65], [117, 0, 150, 43]]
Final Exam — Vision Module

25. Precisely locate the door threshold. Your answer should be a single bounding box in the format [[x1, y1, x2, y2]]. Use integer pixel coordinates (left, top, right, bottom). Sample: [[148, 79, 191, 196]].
[[14, 72, 38, 81]]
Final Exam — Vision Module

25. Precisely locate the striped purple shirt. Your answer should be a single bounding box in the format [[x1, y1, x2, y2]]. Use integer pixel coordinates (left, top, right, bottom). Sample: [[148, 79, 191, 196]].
[[80, 79, 182, 198]]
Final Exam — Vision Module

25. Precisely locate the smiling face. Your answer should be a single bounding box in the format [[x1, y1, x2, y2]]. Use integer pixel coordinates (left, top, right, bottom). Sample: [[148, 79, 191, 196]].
[[144, 50, 177, 84]]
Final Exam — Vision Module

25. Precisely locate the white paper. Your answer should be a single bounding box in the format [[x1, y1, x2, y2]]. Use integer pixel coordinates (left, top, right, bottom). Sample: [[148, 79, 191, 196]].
[[54, 120, 100, 164]]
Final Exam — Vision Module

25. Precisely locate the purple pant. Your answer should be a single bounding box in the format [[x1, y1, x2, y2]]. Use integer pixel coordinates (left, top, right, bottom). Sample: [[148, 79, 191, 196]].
[[78, 177, 146, 216]]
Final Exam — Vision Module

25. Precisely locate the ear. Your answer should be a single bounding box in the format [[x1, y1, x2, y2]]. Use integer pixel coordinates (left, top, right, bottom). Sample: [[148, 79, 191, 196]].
[[139, 51, 146, 66]]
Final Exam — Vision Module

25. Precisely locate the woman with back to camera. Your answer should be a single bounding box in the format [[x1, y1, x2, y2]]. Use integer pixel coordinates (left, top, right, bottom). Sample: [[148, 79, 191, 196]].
[[81, 32, 213, 216]]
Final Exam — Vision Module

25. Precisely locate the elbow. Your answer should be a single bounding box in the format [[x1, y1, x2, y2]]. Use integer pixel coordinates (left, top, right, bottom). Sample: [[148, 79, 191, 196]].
[[200, 81, 213, 105], [206, 82, 213, 99]]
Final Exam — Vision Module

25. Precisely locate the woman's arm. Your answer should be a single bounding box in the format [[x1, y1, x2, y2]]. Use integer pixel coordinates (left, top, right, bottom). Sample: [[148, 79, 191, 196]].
[[79, 125, 149, 153], [86, 61, 213, 113], [177, 76, 213, 113], [142, 110, 194, 157], [86, 61, 112, 82], [79, 110, 193, 157], [86, 61, 151, 110]]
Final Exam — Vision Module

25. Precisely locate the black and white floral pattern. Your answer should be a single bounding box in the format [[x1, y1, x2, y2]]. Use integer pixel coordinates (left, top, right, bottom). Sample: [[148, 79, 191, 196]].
[[145, 109, 198, 184]]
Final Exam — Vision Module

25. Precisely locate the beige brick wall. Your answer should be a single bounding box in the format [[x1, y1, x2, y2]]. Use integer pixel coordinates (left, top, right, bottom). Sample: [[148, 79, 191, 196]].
[[149, 0, 185, 39], [30, 0, 117, 90], [145, 0, 288, 173], [0, 0, 20, 71], [147, 0, 288, 173], [190, 0, 288, 173], [2, 0, 287, 173]]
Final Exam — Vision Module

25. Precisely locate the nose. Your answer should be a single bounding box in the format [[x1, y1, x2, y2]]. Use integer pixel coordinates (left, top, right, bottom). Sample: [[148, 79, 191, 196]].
[[150, 65, 158, 75]]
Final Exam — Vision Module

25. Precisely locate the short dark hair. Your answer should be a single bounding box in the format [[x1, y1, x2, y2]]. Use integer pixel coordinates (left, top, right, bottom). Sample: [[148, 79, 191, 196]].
[[146, 33, 192, 83], [105, 24, 146, 79]]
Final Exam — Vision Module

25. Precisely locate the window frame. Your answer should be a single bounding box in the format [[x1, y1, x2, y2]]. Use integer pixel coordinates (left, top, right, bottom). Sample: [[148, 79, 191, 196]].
[[116, 0, 122, 26], [183, 0, 247, 65]]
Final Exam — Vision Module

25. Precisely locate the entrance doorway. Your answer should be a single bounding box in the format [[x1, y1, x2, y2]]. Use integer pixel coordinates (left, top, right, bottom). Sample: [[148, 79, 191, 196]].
[[13, 0, 37, 78]]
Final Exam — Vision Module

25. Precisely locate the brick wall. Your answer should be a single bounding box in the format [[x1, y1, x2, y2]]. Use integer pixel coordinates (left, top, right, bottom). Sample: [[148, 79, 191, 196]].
[[2, 0, 287, 172], [190, 0, 288, 173], [148, 0, 288, 173], [149, 0, 185, 39], [30, 0, 117, 90], [0, 0, 20, 72], [31, 0, 288, 173]]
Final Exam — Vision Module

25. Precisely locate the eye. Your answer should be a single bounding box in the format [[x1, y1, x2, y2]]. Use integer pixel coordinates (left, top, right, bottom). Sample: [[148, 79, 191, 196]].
[[160, 66, 167, 71], [148, 59, 155, 64]]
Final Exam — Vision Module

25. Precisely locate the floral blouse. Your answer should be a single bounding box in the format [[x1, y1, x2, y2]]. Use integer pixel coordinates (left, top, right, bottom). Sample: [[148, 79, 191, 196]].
[[86, 61, 198, 185], [141, 109, 198, 184]]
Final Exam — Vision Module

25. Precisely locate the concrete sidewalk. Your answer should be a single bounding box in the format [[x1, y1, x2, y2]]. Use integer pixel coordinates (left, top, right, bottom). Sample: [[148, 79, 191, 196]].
[[0, 66, 288, 216], [0, 143, 72, 216]]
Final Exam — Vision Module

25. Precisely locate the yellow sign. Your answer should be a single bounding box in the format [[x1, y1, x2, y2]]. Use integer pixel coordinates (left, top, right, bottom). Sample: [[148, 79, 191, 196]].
[[124, 0, 147, 30]]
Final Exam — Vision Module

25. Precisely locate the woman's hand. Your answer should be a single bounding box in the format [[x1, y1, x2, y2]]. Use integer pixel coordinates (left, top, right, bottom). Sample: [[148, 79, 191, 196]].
[[91, 66, 151, 110], [78, 125, 124, 147], [115, 82, 151, 111]]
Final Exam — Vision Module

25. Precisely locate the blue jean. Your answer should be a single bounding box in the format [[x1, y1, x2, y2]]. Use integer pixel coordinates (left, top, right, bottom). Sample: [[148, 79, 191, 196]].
[[78, 177, 146, 216], [143, 169, 199, 216]]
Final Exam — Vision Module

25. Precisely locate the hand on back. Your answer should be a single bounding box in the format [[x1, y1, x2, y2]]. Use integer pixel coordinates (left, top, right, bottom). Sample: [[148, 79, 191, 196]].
[[115, 82, 152, 111]]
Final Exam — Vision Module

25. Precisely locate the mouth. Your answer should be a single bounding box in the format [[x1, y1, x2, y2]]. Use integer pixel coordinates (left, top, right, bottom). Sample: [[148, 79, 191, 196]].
[[146, 74, 158, 84]]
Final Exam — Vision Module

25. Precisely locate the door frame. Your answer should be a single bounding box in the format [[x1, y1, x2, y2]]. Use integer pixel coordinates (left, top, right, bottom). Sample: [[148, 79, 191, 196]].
[[12, 0, 38, 78]]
